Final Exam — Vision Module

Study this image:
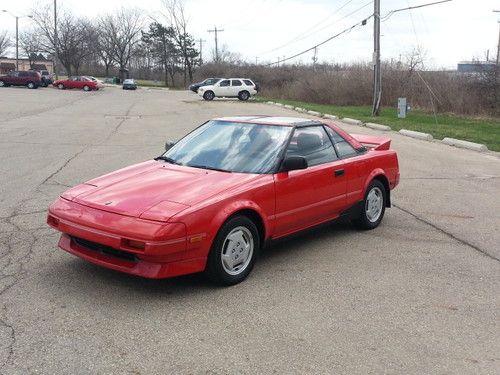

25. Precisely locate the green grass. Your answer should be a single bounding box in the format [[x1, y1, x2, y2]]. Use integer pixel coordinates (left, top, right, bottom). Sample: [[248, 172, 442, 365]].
[[135, 79, 166, 88], [257, 98, 500, 152]]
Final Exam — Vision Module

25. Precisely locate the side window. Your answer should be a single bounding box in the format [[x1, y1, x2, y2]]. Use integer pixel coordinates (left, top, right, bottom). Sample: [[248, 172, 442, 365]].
[[325, 126, 358, 158], [243, 80, 254, 86], [286, 126, 337, 167], [19, 72, 27, 77], [231, 79, 242, 86], [219, 80, 230, 87]]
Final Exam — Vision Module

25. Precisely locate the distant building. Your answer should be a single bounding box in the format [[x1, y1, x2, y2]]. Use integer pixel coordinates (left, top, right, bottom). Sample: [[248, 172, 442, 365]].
[[457, 61, 497, 73], [0, 56, 54, 74]]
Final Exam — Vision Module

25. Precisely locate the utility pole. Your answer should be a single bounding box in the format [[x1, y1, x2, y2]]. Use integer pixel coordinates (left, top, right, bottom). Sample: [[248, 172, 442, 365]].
[[372, 0, 381, 116], [54, 0, 58, 79], [255, 56, 259, 65], [207, 26, 224, 63], [198, 38, 206, 65], [312, 47, 318, 69], [494, 11, 500, 65]]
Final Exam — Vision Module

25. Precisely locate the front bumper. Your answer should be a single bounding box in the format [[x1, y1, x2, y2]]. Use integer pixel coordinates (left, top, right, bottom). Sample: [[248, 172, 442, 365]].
[[48, 198, 206, 278]]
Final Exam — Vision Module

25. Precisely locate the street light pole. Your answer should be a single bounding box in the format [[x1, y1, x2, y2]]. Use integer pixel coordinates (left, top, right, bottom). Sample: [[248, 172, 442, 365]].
[[494, 11, 500, 65], [2, 10, 32, 71]]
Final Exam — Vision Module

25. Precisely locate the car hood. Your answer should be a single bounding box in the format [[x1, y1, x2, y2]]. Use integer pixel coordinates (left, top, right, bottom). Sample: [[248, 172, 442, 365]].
[[62, 160, 262, 221]]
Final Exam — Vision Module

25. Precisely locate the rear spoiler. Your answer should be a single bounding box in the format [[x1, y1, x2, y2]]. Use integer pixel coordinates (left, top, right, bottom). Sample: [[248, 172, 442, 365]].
[[350, 134, 391, 151]]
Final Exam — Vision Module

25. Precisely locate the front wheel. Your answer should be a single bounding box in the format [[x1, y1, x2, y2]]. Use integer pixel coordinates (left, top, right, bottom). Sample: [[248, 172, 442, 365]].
[[27, 82, 35, 89], [205, 215, 259, 285], [203, 91, 215, 101], [0, 80, 6, 87], [57, 84, 64, 90], [353, 179, 386, 230], [238, 90, 250, 101], [83, 85, 90, 91]]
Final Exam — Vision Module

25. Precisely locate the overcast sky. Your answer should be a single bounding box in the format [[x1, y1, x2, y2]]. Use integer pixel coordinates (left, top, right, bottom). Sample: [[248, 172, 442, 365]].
[[1, 0, 499, 68]]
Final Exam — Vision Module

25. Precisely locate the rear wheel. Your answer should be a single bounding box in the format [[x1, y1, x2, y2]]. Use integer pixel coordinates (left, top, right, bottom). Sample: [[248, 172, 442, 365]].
[[57, 83, 64, 90], [0, 80, 6, 87], [83, 85, 90, 91], [238, 90, 250, 101], [353, 180, 386, 230], [27, 82, 35, 89], [203, 91, 215, 101], [205, 215, 259, 285]]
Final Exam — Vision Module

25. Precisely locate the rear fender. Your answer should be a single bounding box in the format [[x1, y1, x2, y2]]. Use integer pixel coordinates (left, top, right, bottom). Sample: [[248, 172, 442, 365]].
[[364, 169, 391, 207]]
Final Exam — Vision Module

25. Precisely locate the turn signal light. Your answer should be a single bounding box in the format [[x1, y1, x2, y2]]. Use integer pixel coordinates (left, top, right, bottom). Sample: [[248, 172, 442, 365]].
[[47, 215, 59, 227], [123, 239, 146, 250]]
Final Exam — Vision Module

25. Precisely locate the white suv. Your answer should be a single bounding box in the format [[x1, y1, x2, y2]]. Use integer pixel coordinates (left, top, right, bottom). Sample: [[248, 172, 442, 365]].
[[198, 78, 258, 101]]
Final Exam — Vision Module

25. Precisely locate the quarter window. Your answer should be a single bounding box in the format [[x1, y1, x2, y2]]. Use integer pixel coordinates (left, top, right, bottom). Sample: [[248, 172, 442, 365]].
[[231, 79, 242, 86], [285, 126, 337, 167], [325, 126, 358, 158], [243, 80, 254, 86]]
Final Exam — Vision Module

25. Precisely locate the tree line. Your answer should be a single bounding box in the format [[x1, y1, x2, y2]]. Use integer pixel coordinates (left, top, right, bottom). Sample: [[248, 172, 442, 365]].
[[10, 0, 200, 86]]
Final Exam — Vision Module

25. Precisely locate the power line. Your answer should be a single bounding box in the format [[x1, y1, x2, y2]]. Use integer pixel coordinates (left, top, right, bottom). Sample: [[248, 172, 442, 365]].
[[259, 0, 357, 55], [381, 0, 452, 22], [265, 14, 373, 66], [260, 0, 373, 56]]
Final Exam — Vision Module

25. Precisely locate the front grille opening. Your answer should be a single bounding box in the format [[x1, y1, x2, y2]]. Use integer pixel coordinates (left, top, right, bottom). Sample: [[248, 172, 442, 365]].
[[71, 236, 138, 263]]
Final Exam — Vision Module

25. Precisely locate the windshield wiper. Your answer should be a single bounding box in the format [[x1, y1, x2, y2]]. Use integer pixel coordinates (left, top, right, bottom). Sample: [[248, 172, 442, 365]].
[[189, 164, 232, 173], [155, 155, 180, 164]]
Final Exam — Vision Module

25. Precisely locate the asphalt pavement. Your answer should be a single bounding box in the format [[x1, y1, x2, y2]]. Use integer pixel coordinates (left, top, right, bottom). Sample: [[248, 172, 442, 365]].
[[0, 87, 499, 374]]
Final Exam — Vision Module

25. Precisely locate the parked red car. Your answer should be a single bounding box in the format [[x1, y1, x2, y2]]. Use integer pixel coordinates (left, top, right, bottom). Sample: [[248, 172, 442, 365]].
[[0, 70, 42, 89], [53, 76, 98, 91], [47, 116, 400, 285]]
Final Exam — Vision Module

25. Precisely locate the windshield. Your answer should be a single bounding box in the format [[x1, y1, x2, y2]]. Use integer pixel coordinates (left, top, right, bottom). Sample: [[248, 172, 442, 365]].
[[162, 121, 292, 174]]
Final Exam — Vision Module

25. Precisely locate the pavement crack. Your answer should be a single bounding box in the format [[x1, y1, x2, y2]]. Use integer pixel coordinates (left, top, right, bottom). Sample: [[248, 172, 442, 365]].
[[393, 203, 500, 263], [39, 147, 86, 186], [0, 318, 15, 373]]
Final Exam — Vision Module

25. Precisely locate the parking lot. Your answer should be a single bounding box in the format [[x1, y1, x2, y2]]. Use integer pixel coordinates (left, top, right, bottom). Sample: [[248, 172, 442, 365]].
[[0, 87, 499, 374]]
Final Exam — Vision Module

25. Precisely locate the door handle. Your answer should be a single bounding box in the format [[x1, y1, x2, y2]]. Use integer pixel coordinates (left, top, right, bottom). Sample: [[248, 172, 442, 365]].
[[334, 169, 345, 177]]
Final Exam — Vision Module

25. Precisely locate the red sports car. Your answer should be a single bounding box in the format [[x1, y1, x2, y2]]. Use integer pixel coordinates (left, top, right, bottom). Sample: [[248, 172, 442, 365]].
[[47, 116, 399, 285], [53, 76, 98, 91]]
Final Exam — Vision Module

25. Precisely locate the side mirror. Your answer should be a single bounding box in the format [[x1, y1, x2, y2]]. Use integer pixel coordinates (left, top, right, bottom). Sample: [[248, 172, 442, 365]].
[[165, 141, 176, 151], [282, 156, 308, 172]]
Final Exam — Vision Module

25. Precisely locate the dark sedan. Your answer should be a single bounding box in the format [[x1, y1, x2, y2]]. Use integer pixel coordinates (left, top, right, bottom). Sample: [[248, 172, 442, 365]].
[[189, 78, 222, 93]]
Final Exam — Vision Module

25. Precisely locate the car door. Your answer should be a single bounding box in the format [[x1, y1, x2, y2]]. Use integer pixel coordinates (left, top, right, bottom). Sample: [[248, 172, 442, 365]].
[[216, 79, 231, 96], [230, 79, 243, 97], [68, 76, 80, 89], [273, 126, 347, 237]]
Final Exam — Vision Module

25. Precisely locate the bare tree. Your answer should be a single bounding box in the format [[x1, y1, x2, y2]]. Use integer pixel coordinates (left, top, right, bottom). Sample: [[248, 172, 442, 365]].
[[99, 8, 144, 79], [0, 30, 11, 56], [162, 0, 199, 84], [31, 5, 94, 75], [211, 44, 242, 65], [19, 29, 44, 67]]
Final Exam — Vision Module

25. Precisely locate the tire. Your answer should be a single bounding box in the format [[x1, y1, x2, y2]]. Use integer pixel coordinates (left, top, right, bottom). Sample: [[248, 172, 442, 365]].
[[238, 90, 250, 101], [205, 215, 260, 285], [0, 80, 5, 87], [58, 84, 64, 90], [27, 82, 35, 89], [83, 85, 90, 91], [203, 90, 215, 101], [353, 179, 386, 230]]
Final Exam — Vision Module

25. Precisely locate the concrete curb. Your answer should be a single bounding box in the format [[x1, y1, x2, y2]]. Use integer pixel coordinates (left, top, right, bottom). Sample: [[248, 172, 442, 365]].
[[342, 117, 363, 126], [266, 101, 275, 105], [295, 107, 306, 113], [366, 122, 391, 131], [284, 104, 294, 109], [274, 103, 283, 107], [442, 138, 488, 152], [307, 110, 322, 116], [399, 129, 433, 141], [323, 114, 338, 120]]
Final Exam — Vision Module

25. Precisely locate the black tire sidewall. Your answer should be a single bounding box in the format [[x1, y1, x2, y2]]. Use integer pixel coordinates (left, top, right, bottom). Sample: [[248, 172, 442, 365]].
[[238, 91, 250, 101], [203, 91, 214, 100], [205, 215, 260, 285], [355, 179, 386, 230]]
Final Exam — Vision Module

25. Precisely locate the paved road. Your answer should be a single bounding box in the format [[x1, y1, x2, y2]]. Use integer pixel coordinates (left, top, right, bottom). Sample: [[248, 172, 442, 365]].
[[0, 87, 499, 374]]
